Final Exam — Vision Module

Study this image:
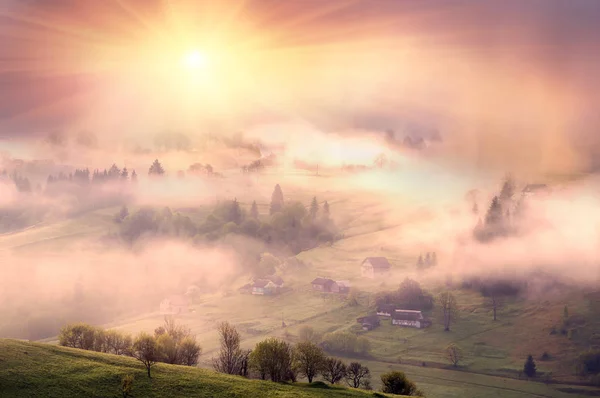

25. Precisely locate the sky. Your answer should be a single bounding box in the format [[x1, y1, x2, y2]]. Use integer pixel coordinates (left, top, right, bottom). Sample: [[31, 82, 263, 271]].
[[1, 0, 600, 174]]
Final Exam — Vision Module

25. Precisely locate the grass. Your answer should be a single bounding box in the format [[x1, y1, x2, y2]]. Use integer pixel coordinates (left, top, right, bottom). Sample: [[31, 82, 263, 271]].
[[0, 339, 395, 398]]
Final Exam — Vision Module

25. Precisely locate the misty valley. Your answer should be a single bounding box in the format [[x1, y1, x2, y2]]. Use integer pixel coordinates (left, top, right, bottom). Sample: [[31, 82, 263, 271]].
[[3, 1, 600, 397]]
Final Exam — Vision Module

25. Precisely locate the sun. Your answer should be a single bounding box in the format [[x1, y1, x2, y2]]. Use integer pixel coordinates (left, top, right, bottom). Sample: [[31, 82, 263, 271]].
[[182, 50, 208, 69]]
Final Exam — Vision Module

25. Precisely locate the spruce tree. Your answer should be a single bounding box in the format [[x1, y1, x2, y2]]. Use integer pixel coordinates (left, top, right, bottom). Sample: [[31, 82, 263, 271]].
[[269, 184, 284, 215], [131, 170, 138, 183], [485, 196, 503, 227], [322, 201, 330, 219], [250, 201, 259, 219], [148, 159, 165, 176], [417, 255, 424, 268], [230, 198, 242, 224], [121, 168, 129, 181], [523, 355, 537, 378], [425, 252, 431, 266], [309, 197, 319, 220], [500, 175, 515, 201]]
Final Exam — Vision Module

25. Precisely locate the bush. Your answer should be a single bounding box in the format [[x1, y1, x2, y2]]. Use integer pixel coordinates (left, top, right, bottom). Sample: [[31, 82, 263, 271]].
[[541, 352, 551, 361], [578, 350, 600, 376], [121, 375, 134, 398], [380, 371, 422, 396]]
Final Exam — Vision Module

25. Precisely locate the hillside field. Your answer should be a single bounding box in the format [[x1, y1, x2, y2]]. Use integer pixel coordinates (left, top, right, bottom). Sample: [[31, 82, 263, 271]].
[[0, 339, 396, 398]]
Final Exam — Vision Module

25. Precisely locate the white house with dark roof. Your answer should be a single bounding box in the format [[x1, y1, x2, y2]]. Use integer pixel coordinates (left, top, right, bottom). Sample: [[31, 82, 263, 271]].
[[360, 257, 392, 278], [391, 310, 430, 329]]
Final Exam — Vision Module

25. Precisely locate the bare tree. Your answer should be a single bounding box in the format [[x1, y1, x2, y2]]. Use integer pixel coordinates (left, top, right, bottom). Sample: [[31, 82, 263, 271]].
[[446, 343, 463, 367], [294, 341, 326, 383], [131, 333, 160, 378], [437, 291, 458, 331], [213, 322, 245, 375], [322, 357, 347, 384], [345, 362, 371, 388]]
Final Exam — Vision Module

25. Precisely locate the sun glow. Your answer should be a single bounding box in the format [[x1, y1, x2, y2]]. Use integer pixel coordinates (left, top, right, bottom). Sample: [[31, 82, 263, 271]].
[[182, 50, 208, 70]]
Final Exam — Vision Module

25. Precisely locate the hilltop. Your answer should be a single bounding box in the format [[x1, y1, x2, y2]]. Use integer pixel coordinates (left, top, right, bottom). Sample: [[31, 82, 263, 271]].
[[0, 339, 395, 398]]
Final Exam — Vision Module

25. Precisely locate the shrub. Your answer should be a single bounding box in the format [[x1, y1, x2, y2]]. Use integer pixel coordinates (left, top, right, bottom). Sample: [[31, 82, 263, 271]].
[[380, 371, 422, 396], [121, 375, 134, 398], [578, 350, 600, 375]]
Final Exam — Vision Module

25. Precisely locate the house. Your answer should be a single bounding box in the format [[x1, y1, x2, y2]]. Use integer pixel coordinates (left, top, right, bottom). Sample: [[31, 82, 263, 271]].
[[252, 279, 277, 295], [356, 314, 381, 331], [360, 257, 392, 278], [311, 277, 338, 293], [391, 310, 430, 329], [238, 283, 252, 294], [266, 275, 284, 288], [160, 295, 190, 315], [336, 280, 352, 294], [376, 304, 396, 317], [522, 184, 549, 196]]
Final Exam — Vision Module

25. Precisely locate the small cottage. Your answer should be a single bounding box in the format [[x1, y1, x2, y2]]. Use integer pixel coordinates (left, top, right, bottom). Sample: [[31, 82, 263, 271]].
[[160, 295, 190, 315], [336, 280, 351, 294], [266, 275, 284, 288], [391, 310, 430, 329], [356, 314, 381, 331], [360, 257, 392, 279], [252, 279, 277, 295], [311, 277, 338, 293]]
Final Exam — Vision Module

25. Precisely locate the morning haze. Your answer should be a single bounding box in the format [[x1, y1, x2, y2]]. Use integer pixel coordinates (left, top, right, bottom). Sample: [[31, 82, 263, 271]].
[[1, 1, 600, 397]]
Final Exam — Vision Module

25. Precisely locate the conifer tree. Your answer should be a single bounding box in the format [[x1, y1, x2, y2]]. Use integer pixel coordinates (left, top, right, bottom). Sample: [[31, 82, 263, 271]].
[[269, 184, 284, 215], [250, 201, 259, 219], [322, 201, 330, 219], [309, 197, 319, 220], [523, 355, 537, 378], [121, 168, 129, 181], [485, 196, 503, 227], [148, 159, 165, 176], [131, 170, 138, 183], [417, 255, 424, 268]]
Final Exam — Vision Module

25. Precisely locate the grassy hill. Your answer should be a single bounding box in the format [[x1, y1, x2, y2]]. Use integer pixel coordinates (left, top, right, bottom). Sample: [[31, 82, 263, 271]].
[[0, 339, 394, 398]]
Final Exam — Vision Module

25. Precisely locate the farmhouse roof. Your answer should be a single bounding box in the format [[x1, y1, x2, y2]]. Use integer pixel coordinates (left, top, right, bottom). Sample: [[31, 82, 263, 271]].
[[266, 275, 284, 286], [523, 184, 548, 193], [311, 277, 334, 286], [377, 304, 396, 313], [253, 279, 272, 288], [362, 257, 391, 269], [392, 310, 423, 321]]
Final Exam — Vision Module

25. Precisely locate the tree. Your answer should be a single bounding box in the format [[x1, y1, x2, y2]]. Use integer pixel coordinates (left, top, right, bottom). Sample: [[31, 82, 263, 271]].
[[500, 175, 515, 201], [309, 197, 319, 220], [121, 375, 134, 398], [485, 196, 503, 227], [229, 198, 243, 224], [380, 371, 422, 396], [437, 291, 458, 331], [322, 357, 347, 384], [58, 323, 96, 350], [106, 330, 132, 355], [156, 333, 179, 364], [294, 341, 326, 383], [270, 184, 284, 215], [446, 343, 463, 367], [148, 159, 165, 176], [524, 355, 537, 378], [131, 333, 160, 378], [416, 254, 424, 269], [298, 326, 320, 343], [345, 362, 371, 389], [250, 200, 259, 219], [115, 205, 129, 223], [472, 202, 479, 214], [213, 322, 245, 375], [250, 337, 294, 382], [131, 170, 138, 183], [121, 168, 129, 181], [179, 337, 202, 366], [322, 201, 330, 219]]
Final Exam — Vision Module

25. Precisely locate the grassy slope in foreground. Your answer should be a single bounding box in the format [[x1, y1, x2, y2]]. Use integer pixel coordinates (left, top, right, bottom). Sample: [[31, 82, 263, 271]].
[[0, 340, 396, 398]]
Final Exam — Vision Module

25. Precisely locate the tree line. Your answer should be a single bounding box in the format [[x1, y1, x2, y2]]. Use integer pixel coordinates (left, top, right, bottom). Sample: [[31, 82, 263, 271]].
[[59, 317, 201, 378], [212, 322, 424, 396], [115, 184, 340, 255]]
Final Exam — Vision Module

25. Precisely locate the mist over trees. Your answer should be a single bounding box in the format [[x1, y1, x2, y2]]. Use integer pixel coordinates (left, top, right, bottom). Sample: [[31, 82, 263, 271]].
[[375, 278, 434, 312]]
